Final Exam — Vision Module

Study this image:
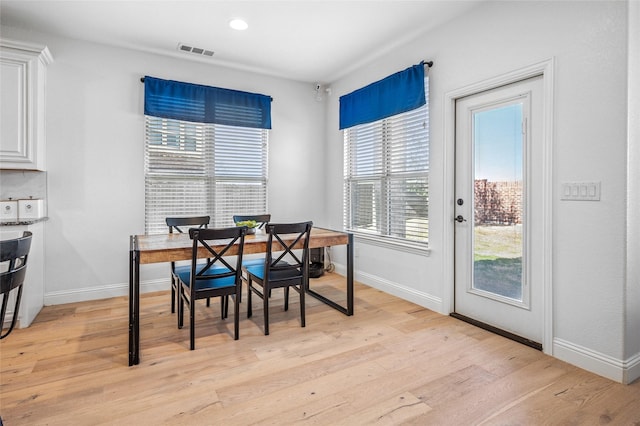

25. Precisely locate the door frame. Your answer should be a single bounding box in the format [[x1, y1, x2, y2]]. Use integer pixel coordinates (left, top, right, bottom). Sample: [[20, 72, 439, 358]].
[[442, 58, 555, 355]]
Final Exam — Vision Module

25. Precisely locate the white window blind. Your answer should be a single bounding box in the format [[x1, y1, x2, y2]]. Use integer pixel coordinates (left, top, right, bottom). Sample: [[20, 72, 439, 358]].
[[343, 77, 429, 246], [145, 116, 268, 234]]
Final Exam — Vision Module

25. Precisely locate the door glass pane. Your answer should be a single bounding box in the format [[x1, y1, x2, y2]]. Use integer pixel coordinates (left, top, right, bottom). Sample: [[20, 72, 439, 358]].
[[473, 103, 523, 301]]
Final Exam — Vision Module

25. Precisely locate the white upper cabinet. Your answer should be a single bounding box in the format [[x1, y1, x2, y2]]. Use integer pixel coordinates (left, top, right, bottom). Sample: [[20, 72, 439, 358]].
[[1, 39, 53, 171]]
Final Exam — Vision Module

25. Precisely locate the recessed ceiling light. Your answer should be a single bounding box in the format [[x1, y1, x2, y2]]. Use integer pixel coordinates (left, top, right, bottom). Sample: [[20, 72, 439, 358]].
[[229, 19, 248, 31]]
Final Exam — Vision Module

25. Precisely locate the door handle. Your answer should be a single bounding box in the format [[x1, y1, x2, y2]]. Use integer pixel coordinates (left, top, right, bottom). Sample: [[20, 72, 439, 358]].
[[454, 215, 467, 223]]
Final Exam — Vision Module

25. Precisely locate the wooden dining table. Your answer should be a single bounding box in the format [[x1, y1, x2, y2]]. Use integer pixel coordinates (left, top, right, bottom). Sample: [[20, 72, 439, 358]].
[[128, 227, 353, 366]]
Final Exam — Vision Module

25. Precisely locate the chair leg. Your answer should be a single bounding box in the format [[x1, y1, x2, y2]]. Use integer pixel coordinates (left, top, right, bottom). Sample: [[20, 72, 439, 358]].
[[284, 286, 289, 311], [178, 285, 184, 329], [263, 284, 270, 336], [221, 296, 227, 319], [247, 280, 253, 318], [0, 294, 8, 333], [300, 283, 306, 328], [234, 291, 240, 340], [170, 276, 176, 314], [190, 298, 196, 350], [238, 276, 244, 303]]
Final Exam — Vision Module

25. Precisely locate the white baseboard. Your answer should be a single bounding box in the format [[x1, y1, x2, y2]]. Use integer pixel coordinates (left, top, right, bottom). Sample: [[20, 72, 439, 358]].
[[553, 338, 640, 384], [47, 262, 443, 313], [44, 279, 168, 306], [623, 352, 640, 385], [357, 271, 443, 313]]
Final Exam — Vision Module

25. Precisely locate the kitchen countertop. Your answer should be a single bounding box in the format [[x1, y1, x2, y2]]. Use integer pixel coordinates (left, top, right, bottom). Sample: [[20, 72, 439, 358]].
[[0, 217, 48, 226]]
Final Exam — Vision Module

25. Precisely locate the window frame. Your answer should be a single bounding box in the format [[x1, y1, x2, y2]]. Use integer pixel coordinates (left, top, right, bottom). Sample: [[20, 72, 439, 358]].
[[343, 76, 430, 253], [144, 115, 268, 235]]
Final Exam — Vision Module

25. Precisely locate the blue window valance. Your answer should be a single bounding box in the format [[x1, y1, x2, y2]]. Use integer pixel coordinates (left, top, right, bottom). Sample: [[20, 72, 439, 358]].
[[144, 76, 272, 129], [339, 62, 426, 130]]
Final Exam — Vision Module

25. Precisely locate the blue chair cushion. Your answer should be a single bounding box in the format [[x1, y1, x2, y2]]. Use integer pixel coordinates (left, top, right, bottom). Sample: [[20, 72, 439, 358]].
[[177, 265, 236, 290], [242, 258, 265, 268], [174, 263, 228, 276], [244, 261, 302, 282], [174, 263, 202, 276], [244, 264, 265, 280]]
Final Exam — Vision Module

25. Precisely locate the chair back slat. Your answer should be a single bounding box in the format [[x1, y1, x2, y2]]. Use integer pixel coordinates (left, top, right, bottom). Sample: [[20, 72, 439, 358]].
[[1, 264, 27, 294], [1, 231, 32, 293], [189, 227, 247, 287], [0, 231, 32, 262], [166, 216, 210, 234], [166, 215, 211, 275], [265, 222, 313, 281], [271, 232, 305, 267]]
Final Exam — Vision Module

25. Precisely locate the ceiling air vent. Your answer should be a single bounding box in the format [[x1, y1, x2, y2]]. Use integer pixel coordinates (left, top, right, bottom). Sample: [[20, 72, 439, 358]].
[[178, 43, 214, 57]]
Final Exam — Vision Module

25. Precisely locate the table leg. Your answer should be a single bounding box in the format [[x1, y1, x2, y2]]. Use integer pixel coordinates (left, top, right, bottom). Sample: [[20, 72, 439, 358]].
[[347, 232, 354, 315], [306, 233, 354, 316], [128, 235, 140, 366], [134, 248, 140, 365]]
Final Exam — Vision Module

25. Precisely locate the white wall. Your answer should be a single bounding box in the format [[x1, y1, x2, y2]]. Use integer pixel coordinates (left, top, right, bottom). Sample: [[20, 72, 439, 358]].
[[324, 1, 637, 383], [3, 26, 327, 301], [626, 0, 640, 383]]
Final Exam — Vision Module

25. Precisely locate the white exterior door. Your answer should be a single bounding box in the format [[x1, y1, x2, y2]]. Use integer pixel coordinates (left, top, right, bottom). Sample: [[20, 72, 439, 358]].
[[454, 76, 544, 347]]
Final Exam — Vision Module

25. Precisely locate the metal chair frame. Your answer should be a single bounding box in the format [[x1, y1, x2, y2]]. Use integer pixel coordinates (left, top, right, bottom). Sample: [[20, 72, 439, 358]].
[[245, 222, 312, 335], [177, 226, 247, 350]]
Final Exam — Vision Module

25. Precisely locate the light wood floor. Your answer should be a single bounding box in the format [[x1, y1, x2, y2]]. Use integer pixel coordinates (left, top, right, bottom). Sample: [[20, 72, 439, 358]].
[[1, 274, 639, 425]]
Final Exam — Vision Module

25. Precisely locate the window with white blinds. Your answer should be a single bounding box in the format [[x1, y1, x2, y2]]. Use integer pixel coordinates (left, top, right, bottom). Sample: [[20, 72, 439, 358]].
[[343, 77, 429, 246], [145, 116, 268, 234]]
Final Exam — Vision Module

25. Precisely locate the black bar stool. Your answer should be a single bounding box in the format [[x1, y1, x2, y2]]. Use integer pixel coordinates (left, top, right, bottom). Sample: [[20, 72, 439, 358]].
[[1, 231, 33, 339]]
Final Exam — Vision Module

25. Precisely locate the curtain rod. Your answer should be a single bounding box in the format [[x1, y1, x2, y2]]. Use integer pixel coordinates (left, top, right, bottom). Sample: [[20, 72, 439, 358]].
[[140, 60, 432, 83], [140, 60, 433, 83]]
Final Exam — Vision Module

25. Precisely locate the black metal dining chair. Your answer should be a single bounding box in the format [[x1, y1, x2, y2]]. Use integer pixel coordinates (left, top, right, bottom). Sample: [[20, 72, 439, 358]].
[[1, 231, 32, 339], [177, 226, 247, 350], [166, 216, 210, 314], [245, 221, 312, 335]]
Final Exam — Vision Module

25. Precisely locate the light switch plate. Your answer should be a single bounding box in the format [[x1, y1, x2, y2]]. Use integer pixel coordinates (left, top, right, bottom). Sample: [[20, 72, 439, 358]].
[[561, 182, 601, 201]]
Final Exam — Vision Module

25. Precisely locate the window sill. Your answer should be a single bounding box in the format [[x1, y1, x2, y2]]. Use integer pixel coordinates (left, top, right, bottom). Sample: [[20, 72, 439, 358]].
[[352, 232, 430, 257]]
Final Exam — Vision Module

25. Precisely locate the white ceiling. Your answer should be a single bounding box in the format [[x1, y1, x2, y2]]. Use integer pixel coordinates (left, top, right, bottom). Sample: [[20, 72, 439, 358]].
[[0, 1, 482, 83]]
